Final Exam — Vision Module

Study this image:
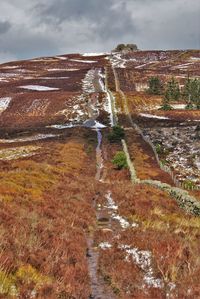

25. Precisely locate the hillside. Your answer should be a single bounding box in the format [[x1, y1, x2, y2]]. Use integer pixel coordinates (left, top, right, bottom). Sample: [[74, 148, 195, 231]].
[[0, 49, 200, 298]]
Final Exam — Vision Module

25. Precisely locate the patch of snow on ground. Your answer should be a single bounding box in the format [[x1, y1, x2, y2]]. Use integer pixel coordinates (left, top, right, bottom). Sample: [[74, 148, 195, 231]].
[[0, 79, 9, 82], [172, 62, 193, 69], [1, 66, 19, 69], [135, 62, 155, 69], [170, 104, 186, 109], [47, 68, 67, 71], [66, 68, 80, 71], [110, 53, 126, 68], [105, 191, 138, 229], [99, 242, 112, 249], [0, 97, 12, 113], [190, 57, 200, 61], [82, 53, 108, 57], [120, 244, 164, 289], [19, 85, 59, 91], [140, 113, 169, 120], [48, 123, 75, 129], [0, 134, 58, 143], [82, 69, 96, 93], [56, 56, 68, 60], [70, 59, 97, 63], [143, 126, 200, 185], [98, 69, 115, 126], [84, 120, 106, 129]]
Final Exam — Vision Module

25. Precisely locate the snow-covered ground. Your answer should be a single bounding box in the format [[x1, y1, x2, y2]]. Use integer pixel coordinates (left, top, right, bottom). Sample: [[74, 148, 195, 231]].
[[82, 53, 108, 57], [143, 126, 200, 186], [139, 113, 169, 120], [56, 56, 68, 60], [70, 59, 97, 64], [1, 66, 19, 69], [109, 53, 126, 68], [0, 97, 12, 113], [98, 192, 169, 290], [48, 123, 75, 129], [82, 69, 96, 93], [19, 85, 59, 91], [105, 191, 138, 229], [155, 104, 187, 110], [98, 69, 115, 126]]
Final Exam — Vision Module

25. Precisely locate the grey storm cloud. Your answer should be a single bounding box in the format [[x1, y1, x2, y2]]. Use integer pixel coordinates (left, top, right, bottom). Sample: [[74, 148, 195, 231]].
[[34, 0, 138, 39], [0, 21, 11, 35], [0, 0, 199, 63]]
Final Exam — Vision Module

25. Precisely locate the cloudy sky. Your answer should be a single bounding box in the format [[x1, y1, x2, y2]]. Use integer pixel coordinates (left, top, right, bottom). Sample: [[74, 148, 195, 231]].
[[0, 0, 199, 62]]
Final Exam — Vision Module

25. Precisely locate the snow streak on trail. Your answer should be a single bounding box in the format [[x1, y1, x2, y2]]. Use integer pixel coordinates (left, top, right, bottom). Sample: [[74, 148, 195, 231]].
[[95, 129, 104, 182]]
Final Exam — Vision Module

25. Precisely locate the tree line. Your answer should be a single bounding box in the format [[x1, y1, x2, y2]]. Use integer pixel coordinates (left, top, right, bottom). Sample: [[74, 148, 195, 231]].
[[147, 76, 200, 110]]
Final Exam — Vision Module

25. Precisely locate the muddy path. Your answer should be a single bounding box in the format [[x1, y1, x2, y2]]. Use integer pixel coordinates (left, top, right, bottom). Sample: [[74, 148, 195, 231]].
[[86, 128, 117, 299], [85, 66, 120, 298]]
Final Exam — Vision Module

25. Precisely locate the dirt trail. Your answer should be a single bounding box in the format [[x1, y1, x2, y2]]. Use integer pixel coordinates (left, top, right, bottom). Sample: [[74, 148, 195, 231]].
[[85, 67, 117, 299], [86, 128, 116, 299]]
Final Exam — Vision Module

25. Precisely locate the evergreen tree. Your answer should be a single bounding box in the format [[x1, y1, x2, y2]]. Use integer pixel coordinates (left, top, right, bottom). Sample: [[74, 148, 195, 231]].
[[191, 79, 200, 109], [108, 126, 125, 143], [160, 77, 180, 110], [166, 77, 180, 101], [182, 77, 200, 109], [182, 76, 193, 109], [160, 89, 173, 110], [147, 77, 163, 95]]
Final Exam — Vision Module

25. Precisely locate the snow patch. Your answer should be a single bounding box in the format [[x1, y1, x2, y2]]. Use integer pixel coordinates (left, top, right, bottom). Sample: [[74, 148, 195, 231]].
[[48, 123, 75, 129], [139, 113, 169, 120], [99, 242, 112, 249], [84, 120, 106, 129], [82, 53, 108, 57], [70, 59, 97, 63], [56, 56, 68, 60], [19, 85, 59, 91], [120, 244, 164, 289], [105, 191, 138, 229], [0, 97, 11, 112]]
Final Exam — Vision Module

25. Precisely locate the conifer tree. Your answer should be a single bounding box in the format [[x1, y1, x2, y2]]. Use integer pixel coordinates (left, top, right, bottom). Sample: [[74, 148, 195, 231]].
[[182, 77, 200, 109], [166, 77, 180, 101], [160, 77, 180, 110], [147, 76, 163, 95]]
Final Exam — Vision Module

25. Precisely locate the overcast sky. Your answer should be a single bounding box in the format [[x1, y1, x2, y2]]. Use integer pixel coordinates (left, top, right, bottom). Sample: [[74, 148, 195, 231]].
[[0, 0, 199, 62]]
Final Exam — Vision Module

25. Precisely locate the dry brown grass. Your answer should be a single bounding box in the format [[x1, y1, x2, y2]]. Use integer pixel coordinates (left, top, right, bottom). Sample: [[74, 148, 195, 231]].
[[96, 181, 200, 298], [0, 129, 98, 298]]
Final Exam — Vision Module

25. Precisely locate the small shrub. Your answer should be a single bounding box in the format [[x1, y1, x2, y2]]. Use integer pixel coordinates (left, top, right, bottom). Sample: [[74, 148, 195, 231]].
[[108, 126, 125, 143], [159, 103, 173, 111], [112, 151, 128, 170]]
